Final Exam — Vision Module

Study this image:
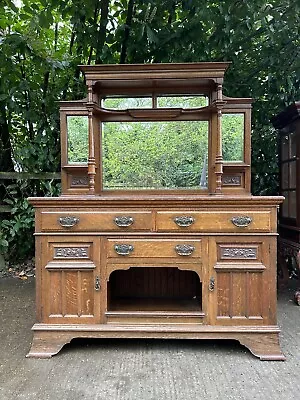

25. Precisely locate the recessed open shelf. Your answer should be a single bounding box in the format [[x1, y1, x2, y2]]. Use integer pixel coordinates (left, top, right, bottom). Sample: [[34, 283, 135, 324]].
[[107, 267, 202, 314]]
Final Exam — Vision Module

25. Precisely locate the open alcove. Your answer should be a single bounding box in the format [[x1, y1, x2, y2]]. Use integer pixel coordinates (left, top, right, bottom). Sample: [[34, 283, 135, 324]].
[[107, 267, 203, 314]]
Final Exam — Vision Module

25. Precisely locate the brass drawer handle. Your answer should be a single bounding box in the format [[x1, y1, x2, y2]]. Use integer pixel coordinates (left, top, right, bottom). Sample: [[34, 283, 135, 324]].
[[114, 216, 134, 227], [114, 244, 134, 256], [58, 216, 79, 228], [174, 216, 195, 227], [175, 244, 195, 256], [231, 216, 253, 228]]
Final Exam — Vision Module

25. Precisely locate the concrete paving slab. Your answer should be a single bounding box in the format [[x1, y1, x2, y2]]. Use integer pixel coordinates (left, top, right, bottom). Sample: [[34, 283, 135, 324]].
[[0, 277, 299, 400]]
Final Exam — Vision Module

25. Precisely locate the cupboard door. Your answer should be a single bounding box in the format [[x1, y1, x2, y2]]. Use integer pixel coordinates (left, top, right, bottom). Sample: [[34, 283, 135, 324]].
[[208, 237, 277, 326], [41, 237, 101, 324]]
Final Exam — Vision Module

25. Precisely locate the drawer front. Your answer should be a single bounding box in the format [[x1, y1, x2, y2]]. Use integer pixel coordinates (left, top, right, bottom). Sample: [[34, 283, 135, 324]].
[[156, 211, 272, 232], [40, 211, 153, 232], [107, 239, 201, 259]]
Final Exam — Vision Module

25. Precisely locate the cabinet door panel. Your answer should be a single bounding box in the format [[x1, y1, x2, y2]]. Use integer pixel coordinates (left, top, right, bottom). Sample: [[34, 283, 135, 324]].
[[41, 237, 101, 324], [217, 271, 263, 319], [209, 237, 273, 325], [48, 270, 95, 319]]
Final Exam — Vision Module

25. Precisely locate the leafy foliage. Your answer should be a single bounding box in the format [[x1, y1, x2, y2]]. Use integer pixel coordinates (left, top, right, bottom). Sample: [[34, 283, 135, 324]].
[[0, 179, 61, 260]]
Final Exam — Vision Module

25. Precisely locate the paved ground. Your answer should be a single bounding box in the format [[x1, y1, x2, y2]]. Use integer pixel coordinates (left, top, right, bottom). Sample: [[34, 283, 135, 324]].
[[0, 277, 299, 400]]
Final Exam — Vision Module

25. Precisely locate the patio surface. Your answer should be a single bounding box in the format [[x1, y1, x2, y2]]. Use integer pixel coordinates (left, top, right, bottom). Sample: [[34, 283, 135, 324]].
[[0, 277, 299, 400]]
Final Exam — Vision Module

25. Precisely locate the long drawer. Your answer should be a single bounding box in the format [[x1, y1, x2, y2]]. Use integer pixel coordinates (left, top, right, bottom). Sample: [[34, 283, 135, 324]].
[[107, 238, 201, 259], [156, 211, 272, 232], [40, 211, 153, 232]]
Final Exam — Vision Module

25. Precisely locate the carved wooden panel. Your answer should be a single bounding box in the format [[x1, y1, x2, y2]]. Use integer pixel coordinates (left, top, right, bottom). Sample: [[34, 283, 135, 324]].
[[71, 175, 89, 187], [53, 246, 90, 259], [219, 245, 258, 260], [222, 175, 242, 186]]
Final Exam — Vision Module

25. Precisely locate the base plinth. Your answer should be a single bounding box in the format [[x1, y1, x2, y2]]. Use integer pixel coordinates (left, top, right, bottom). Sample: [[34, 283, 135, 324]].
[[27, 324, 285, 360]]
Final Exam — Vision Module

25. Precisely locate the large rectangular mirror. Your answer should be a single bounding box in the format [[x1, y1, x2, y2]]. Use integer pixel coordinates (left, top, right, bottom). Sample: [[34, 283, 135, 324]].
[[102, 121, 209, 190]]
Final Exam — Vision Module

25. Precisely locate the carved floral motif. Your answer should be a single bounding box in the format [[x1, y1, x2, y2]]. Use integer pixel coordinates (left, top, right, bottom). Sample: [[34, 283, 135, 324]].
[[220, 247, 258, 259], [222, 175, 241, 186], [54, 247, 89, 258], [71, 176, 89, 186]]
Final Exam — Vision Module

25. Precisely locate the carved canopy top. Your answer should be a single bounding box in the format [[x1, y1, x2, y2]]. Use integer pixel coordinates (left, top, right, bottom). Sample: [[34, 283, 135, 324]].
[[79, 62, 232, 94]]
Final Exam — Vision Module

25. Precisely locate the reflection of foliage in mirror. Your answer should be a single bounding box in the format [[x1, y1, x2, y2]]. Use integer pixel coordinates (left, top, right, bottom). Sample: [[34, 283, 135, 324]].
[[102, 96, 208, 109], [102, 121, 208, 190], [222, 114, 244, 162], [157, 96, 208, 108], [67, 116, 88, 163], [103, 97, 152, 109]]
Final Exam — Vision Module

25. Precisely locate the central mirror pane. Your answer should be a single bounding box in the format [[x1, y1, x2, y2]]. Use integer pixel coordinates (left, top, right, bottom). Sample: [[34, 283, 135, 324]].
[[102, 121, 209, 190]]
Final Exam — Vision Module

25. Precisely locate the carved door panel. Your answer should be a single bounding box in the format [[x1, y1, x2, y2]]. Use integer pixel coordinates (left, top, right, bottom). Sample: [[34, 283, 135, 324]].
[[41, 236, 101, 324], [208, 236, 276, 326]]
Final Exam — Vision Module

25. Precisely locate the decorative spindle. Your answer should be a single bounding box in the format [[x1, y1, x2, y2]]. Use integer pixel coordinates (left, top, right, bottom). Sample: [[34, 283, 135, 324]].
[[215, 107, 223, 194], [87, 110, 96, 194]]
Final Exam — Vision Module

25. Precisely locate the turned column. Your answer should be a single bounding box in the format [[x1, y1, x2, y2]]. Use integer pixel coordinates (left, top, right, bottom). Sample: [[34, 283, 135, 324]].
[[214, 82, 226, 194]]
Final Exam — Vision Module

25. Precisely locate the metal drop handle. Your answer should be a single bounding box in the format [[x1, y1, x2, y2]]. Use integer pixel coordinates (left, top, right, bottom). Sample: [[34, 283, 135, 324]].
[[58, 216, 79, 228], [95, 276, 100, 291], [114, 244, 134, 256], [174, 216, 195, 227], [114, 216, 134, 227], [209, 277, 215, 292], [231, 216, 252, 228], [175, 244, 195, 256]]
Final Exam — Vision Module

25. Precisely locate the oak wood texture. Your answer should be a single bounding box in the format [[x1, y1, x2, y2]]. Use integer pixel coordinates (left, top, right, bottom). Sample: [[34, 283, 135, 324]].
[[27, 324, 285, 361], [28, 197, 284, 360], [27, 63, 285, 360]]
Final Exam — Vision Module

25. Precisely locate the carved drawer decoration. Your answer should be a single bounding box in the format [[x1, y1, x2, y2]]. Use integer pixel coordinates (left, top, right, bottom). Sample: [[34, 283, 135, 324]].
[[215, 243, 265, 272], [219, 245, 258, 260], [54, 246, 90, 259], [46, 242, 95, 270]]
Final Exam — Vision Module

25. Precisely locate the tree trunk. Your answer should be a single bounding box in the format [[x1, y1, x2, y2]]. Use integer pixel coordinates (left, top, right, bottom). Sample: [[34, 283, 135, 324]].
[[0, 101, 14, 171], [95, 0, 110, 64], [120, 0, 135, 64]]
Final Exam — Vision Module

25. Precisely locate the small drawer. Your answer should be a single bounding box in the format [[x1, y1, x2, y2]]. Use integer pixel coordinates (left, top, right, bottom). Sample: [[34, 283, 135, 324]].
[[107, 239, 201, 258], [41, 211, 153, 232], [156, 211, 272, 232]]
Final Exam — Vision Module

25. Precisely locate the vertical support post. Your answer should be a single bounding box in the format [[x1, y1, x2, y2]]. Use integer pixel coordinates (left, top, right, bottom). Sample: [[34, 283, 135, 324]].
[[214, 82, 225, 194], [215, 107, 223, 194], [88, 108, 96, 194]]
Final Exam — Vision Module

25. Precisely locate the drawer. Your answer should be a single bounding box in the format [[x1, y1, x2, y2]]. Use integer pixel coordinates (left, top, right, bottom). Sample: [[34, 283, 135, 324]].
[[40, 211, 152, 232], [107, 239, 201, 258], [156, 211, 272, 232]]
